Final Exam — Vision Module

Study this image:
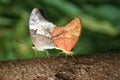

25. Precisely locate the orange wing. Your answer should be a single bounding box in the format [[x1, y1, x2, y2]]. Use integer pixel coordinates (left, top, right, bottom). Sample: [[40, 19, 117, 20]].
[[52, 18, 82, 54]]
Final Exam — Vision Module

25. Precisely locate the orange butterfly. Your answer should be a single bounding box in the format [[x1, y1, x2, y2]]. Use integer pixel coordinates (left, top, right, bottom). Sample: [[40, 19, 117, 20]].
[[52, 18, 82, 55]]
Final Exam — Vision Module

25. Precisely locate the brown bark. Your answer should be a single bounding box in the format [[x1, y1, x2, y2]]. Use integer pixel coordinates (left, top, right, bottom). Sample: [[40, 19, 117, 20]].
[[0, 53, 120, 80]]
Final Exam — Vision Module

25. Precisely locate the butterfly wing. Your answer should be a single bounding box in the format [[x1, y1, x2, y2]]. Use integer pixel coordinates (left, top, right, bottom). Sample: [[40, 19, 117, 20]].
[[29, 8, 56, 51], [32, 35, 55, 51], [52, 18, 82, 54], [29, 8, 56, 37]]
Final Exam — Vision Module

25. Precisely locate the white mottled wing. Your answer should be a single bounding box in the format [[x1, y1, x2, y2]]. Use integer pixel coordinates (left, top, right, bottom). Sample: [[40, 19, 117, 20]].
[[32, 35, 55, 51], [29, 8, 56, 51]]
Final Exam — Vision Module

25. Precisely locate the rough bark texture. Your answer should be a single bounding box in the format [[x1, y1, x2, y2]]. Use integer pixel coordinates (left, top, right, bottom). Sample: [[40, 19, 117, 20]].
[[0, 53, 120, 80]]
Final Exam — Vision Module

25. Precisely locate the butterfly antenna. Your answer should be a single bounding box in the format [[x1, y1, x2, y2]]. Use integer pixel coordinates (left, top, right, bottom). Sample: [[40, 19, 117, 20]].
[[15, 40, 32, 48]]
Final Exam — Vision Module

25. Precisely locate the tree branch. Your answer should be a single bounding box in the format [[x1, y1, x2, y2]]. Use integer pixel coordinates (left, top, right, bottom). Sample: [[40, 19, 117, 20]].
[[0, 53, 120, 80]]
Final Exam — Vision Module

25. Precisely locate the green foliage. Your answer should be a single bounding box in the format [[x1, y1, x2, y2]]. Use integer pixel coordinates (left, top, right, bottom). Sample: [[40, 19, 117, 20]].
[[0, 0, 120, 60]]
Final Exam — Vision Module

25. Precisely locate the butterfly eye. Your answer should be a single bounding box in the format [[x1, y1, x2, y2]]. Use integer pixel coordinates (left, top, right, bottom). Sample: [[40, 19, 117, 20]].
[[32, 44, 35, 47]]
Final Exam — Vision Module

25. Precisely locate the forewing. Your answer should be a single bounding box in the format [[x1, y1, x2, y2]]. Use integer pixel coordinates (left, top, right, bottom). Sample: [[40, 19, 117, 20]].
[[29, 8, 56, 38]]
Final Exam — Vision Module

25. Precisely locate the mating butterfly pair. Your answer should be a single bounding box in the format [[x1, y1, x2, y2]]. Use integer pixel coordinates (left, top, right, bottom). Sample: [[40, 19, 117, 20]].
[[29, 8, 82, 55]]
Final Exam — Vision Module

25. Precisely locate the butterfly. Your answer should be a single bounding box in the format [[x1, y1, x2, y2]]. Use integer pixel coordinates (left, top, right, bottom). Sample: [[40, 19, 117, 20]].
[[29, 8, 56, 51], [29, 8, 82, 55], [52, 18, 82, 55]]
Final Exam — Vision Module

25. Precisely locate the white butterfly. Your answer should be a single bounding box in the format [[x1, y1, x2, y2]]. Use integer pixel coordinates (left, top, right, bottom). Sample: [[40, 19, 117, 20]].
[[29, 8, 56, 51]]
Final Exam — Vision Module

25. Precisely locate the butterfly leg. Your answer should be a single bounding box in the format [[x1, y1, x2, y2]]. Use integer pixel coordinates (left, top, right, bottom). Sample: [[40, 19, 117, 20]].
[[63, 53, 68, 63], [45, 50, 49, 58], [32, 45, 39, 57], [55, 51, 64, 58], [34, 50, 38, 57], [55, 51, 68, 63]]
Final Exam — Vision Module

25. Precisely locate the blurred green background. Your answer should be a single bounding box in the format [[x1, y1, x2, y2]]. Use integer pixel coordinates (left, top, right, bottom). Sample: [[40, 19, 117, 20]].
[[0, 0, 120, 61]]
